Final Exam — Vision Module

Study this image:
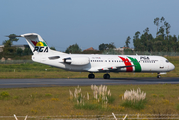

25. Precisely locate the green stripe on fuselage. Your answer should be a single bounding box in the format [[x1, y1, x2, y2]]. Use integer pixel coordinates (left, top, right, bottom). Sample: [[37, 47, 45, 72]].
[[128, 57, 141, 72]]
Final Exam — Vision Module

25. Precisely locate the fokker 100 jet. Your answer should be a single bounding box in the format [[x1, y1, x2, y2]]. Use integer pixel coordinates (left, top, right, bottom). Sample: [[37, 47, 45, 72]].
[[19, 33, 175, 79]]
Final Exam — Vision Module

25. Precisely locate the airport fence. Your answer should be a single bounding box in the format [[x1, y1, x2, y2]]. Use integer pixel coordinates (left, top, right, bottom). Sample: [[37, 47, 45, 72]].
[[1, 114, 179, 120]]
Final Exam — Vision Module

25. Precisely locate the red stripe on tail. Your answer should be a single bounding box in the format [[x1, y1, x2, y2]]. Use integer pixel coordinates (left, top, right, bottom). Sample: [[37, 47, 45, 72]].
[[31, 41, 38, 46]]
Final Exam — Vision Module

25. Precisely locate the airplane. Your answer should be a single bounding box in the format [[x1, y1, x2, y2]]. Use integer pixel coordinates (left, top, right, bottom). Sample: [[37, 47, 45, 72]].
[[19, 33, 175, 79]]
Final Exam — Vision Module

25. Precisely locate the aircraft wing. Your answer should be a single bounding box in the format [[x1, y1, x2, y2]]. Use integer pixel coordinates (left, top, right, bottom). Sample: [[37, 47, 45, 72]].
[[98, 65, 135, 71]]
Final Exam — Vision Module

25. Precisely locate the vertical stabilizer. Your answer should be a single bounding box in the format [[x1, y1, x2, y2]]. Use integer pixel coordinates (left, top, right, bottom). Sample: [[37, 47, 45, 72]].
[[21, 33, 65, 55]]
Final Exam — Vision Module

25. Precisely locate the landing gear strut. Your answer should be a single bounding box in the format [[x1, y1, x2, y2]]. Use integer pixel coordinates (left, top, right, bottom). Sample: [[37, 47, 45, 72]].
[[88, 73, 95, 79], [157, 75, 161, 78], [103, 74, 110, 79], [157, 73, 161, 79]]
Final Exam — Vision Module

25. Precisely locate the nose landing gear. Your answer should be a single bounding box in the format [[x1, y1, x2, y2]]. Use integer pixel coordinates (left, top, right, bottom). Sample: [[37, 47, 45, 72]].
[[157, 75, 161, 78], [157, 73, 161, 79]]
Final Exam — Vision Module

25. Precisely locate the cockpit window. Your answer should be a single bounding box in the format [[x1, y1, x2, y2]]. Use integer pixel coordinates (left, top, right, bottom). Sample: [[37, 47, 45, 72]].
[[166, 60, 169, 63]]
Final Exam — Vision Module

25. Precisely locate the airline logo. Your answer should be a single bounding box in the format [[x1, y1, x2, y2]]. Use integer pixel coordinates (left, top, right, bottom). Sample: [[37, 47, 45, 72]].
[[118, 56, 141, 72], [31, 40, 48, 52], [31, 41, 47, 47]]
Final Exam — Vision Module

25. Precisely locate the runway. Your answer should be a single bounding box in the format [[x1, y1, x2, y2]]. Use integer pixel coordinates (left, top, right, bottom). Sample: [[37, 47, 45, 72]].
[[0, 77, 179, 88]]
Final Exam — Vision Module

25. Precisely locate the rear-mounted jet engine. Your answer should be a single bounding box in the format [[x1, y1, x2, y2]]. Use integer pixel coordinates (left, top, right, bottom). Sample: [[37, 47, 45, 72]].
[[63, 56, 90, 65]]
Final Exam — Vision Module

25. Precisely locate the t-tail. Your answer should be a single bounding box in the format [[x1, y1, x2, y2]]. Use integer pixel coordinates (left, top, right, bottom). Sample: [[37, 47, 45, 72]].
[[21, 33, 65, 55]]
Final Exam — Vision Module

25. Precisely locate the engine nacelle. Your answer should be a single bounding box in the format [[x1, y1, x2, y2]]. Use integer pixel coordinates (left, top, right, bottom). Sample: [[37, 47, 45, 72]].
[[64, 56, 90, 65]]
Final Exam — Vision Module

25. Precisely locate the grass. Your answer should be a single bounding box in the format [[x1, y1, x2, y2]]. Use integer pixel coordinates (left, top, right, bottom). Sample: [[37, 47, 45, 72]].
[[176, 104, 179, 111], [70, 85, 115, 111], [74, 102, 102, 110], [107, 96, 115, 104], [0, 91, 10, 100], [0, 84, 179, 116], [121, 99, 147, 110]]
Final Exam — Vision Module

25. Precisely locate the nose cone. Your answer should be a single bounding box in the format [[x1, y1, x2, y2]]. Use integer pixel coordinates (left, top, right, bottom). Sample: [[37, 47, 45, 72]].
[[170, 63, 175, 71]]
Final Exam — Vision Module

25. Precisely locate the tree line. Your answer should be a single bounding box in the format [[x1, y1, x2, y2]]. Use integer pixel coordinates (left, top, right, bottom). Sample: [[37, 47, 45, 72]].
[[132, 17, 179, 52], [65, 17, 179, 54], [65, 43, 116, 54]]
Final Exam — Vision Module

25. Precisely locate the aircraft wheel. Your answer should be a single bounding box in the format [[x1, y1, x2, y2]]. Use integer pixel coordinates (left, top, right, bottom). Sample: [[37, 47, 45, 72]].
[[88, 74, 95, 79], [157, 75, 161, 79], [103, 74, 110, 79], [103, 74, 106, 79]]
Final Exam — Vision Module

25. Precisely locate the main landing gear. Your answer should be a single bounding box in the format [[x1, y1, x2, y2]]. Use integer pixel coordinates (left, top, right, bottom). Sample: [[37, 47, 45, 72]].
[[103, 74, 110, 79], [88, 73, 110, 79], [88, 73, 95, 79]]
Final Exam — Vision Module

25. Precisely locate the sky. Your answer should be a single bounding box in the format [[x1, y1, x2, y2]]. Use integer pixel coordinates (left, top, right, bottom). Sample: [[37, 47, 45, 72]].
[[1, 0, 179, 52]]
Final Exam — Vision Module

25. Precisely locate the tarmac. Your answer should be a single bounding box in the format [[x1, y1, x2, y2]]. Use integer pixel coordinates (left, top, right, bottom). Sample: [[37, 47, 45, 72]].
[[0, 77, 179, 88]]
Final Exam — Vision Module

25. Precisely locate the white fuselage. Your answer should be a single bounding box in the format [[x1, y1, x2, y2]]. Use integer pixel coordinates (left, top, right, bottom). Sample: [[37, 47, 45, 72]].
[[32, 54, 175, 73]]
